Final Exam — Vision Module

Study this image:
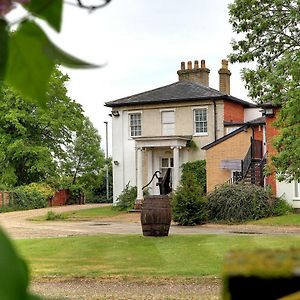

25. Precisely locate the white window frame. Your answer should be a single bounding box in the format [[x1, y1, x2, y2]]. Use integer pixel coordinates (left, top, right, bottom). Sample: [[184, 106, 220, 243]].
[[129, 112, 142, 137], [193, 107, 208, 136], [161, 109, 175, 136]]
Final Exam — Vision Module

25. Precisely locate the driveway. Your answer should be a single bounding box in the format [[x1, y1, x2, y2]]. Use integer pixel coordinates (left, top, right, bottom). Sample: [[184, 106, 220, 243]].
[[1, 204, 300, 240]]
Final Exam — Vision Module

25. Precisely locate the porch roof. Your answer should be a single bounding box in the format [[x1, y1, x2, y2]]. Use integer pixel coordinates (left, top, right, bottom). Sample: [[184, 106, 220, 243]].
[[133, 135, 192, 148]]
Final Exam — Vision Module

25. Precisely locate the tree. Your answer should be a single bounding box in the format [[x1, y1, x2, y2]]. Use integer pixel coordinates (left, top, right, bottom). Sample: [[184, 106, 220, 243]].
[[229, 0, 300, 181], [0, 0, 111, 106], [0, 67, 85, 186], [60, 117, 105, 187]]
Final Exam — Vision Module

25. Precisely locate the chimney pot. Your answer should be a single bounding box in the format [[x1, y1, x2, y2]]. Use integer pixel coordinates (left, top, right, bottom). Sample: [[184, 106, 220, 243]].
[[187, 61, 192, 70], [194, 60, 199, 69], [180, 62, 185, 70], [201, 60, 206, 68], [222, 59, 228, 69]]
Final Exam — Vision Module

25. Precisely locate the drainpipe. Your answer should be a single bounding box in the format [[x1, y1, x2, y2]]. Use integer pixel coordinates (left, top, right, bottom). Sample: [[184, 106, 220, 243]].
[[213, 100, 217, 141]]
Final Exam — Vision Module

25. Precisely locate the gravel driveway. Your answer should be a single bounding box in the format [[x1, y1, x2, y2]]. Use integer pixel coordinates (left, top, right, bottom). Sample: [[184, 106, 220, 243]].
[[1, 204, 300, 299]]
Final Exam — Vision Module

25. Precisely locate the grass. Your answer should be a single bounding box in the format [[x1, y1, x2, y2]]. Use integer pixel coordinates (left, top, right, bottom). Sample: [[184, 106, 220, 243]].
[[249, 214, 300, 226], [32, 206, 123, 221], [15, 234, 300, 278]]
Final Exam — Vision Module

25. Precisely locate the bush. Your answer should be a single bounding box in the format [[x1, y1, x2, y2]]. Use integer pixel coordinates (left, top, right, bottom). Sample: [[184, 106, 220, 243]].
[[181, 160, 206, 192], [12, 189, 48, 210], [114, 183, 137, 211], [46, 211, 66, 220], [20, 183, 55, 200], [171, 171, 207, 226], [207, 183, 271, 223], [270, 197, 293, 216]]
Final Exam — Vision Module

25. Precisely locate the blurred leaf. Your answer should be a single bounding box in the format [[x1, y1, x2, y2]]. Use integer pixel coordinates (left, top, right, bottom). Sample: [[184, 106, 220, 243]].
[[5, 21, 55, 106], [0, 19, 9, 81], [45, 40, 100, 69], [23, 0, 63, 32], [0, 228, 29, 299]]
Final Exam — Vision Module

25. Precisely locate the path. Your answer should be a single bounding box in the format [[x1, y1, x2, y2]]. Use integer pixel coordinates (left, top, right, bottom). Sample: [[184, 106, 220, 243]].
[[1, 204, 300, 240]]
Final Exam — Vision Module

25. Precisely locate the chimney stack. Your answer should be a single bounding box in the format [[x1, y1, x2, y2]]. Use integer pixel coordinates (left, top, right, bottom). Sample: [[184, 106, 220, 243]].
[[177, 59, 210, 86], [218, 59, 231, 95]]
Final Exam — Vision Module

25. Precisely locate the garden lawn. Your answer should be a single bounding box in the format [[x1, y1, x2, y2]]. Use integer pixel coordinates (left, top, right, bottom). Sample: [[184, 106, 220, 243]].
[[15, 234, 300, 278], [249, 214, 300, 226], [32, 206, 122, 221]]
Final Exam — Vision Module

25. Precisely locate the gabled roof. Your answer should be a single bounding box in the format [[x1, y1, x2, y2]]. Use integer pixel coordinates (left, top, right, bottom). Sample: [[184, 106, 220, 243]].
[[202, 125, 249, 150], [224, 116, 265, 126], [105, 81, 256, 108]]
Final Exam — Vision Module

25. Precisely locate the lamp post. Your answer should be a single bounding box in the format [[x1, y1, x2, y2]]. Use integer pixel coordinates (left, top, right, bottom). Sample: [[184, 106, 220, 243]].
[[104, 121, 109, 201]]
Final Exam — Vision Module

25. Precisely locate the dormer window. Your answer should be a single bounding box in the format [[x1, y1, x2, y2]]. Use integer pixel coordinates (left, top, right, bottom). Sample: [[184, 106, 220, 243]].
[[129, 113, 141, 137]]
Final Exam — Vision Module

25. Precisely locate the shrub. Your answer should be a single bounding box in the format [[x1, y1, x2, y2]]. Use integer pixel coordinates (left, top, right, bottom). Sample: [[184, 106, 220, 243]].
[[20, 183, 55, 200], [171, 171, 207, 226], [46, 211, 66, 220], [114, 183, 137, 211], [270, 197, 293, 216], [181, 160, 206, 192], [207, 183, 271, 223], [12, 189, 48, 210]]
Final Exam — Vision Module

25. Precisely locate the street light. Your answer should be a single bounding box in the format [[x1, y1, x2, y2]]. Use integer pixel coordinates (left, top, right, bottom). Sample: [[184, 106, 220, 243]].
[[104, 121, 109, 201]]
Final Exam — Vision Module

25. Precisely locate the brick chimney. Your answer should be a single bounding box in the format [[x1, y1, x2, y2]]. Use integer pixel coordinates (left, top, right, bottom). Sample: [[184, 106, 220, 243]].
[[218, 59, 231, 94], [177, 59, 210, 86]]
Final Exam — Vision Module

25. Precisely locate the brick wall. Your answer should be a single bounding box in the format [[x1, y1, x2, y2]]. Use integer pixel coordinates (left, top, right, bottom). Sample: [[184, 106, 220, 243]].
[[224, 101, 244, 123], [0, 192, 10, 208], [206, 129, 252, 192], [49, 189, 71, 207]]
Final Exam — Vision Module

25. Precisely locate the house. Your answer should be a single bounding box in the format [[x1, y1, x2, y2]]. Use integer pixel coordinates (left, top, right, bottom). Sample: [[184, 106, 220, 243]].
[[105, 59, 259, 205], [202, 102, 300, 208]]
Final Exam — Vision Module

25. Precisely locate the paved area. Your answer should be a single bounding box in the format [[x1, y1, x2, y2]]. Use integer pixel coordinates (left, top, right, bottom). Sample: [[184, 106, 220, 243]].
[[1, 204, 300, 240]]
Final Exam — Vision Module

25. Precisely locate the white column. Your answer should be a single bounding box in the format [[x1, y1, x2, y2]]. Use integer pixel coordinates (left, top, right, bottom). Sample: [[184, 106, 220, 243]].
[[136, 147, 144, 205], [147, 149, 154, 194], [173, 146, 180, 190]]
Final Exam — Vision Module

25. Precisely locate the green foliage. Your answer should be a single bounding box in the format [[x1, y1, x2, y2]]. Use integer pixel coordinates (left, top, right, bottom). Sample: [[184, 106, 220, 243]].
[[171, 171, 207, 226], [270, 197, 293, 217], [1, 1, 101, 105], [68, 184, 85, 205], [60, 117, 105, 188], [207, 183, 271, 223], [46, 210, 66, 221], [114, 183, 137, 211], [0, 69, 86, 187], [20, 183, 55, 200], [0, 228, 41, 299], [12, 187, 49, 210], [181, 160, 206, 192], [229, 0, 300, 180]]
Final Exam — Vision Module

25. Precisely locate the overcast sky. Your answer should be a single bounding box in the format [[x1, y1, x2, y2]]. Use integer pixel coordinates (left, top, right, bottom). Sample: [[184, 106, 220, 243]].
[[13, 0, 251, 154]]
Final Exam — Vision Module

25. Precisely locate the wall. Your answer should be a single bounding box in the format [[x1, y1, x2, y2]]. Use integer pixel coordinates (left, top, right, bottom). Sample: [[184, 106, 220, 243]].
[[206, 129, 252, 192], [244, 108, 261, 122], [224, 101, 244, 123]]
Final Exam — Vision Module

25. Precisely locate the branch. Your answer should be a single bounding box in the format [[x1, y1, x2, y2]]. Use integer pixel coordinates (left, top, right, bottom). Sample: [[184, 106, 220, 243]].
[[76, 0, 111, 12]]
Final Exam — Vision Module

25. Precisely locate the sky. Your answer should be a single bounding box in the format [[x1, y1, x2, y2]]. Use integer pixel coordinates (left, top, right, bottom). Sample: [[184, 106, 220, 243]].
[[11, 0, 251, 154]]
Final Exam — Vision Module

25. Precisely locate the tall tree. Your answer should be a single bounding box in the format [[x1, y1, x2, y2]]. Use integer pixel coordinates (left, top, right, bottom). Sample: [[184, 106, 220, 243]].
[[60, 117, 105, 186], [229, 0, 300, 181], [0, 68, 84, 186]]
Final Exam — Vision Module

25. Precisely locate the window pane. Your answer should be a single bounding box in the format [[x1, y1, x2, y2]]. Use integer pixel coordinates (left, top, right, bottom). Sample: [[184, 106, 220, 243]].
[[194, 108, 207, 134], [129, 113, 141, 136]]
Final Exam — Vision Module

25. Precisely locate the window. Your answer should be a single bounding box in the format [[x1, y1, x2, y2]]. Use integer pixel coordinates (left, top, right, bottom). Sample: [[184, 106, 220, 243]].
[[161, 111, 175, 135], [160, 157, 173, 180], [194, 108, 207, 134], [129, 113, 141, 137]]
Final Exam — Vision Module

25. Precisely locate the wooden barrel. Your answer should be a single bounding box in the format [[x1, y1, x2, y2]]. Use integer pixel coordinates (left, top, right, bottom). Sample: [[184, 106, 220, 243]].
[[141, 195, 172, 237]]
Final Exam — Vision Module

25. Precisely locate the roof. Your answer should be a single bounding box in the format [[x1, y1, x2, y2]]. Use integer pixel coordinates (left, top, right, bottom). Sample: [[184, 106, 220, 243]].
[[223, 116, 265, 126], [202, 125, 249, 150], [105, 81, 256, 108]]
